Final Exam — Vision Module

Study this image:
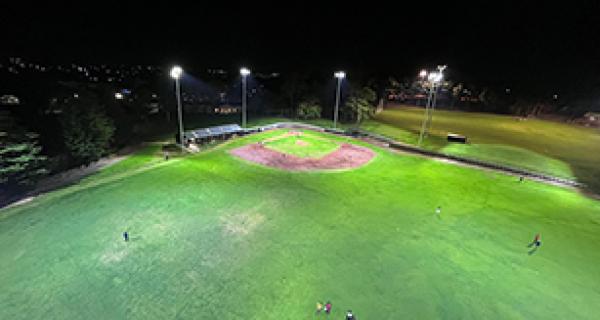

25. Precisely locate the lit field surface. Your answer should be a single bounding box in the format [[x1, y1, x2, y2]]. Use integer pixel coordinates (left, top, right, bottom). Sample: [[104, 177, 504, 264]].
[[1, 129, 599, 319]]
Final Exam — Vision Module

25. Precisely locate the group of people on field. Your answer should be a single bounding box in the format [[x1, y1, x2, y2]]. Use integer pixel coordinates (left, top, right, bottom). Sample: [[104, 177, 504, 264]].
[[315, 301, 355, 319]]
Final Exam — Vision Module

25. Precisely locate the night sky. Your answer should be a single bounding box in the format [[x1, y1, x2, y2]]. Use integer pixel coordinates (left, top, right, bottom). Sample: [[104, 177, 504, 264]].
[[2, 2, 599, 90]]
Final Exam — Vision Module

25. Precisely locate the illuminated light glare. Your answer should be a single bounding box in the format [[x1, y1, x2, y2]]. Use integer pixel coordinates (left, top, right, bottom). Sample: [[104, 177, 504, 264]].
[[240, 67, 251, 76], [170, 66, 183, 79], [428, 72, 443, 83], [114, 92, 124, 100], [334, 71, 346, 79], [419, 69, 427, 78]]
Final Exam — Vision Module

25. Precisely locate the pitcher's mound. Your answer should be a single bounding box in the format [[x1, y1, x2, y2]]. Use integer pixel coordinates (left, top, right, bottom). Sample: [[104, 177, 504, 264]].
[[230, 142, 375, 171]]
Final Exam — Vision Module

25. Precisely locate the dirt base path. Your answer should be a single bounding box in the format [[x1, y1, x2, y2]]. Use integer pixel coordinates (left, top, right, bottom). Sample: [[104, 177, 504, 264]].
[[230, 142, 375, 171]]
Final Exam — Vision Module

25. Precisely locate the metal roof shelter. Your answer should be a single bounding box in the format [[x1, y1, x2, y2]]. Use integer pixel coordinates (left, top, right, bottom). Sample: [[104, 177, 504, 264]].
[[183, 124, 243, 143]]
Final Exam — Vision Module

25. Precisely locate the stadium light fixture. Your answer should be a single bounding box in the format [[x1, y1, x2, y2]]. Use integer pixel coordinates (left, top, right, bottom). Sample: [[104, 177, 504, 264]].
[[240, 67, 251, 77], [428, 72, 443, 83], [333, 71, 345, 128], [170, 65, 183, 79]]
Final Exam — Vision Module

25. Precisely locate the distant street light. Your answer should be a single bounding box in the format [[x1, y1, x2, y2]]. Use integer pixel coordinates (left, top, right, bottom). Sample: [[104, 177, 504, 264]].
[[170, 65, 184, 147], [240, 67, 251, 127], [333, 71, 346, 129], [418, 65, 446, 147]]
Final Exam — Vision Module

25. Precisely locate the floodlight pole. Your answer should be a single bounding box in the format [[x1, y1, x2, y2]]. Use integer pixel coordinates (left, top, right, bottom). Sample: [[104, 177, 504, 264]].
[[170, 66, 184, 148], [241, 75, 247, 128], [418, 70, 427, 107], [334, 78, 342, 128], [417, 65, 446, 147], [240, 68, 250, 128], [333, 71, 345, 129], [417, 83, 435, 147], [425, 83, 438, 136], [175, 77, 184, 148]]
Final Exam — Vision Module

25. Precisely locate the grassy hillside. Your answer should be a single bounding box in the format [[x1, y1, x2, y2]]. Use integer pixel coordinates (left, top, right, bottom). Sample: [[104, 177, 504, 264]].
[[364, 105, 600, 192]]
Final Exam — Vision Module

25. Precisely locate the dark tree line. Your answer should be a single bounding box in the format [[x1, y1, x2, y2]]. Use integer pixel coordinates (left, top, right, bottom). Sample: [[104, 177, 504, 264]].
[[0, 73, 175, 194]]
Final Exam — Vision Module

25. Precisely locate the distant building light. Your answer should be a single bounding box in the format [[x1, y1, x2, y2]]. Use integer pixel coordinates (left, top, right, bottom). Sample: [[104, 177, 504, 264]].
[[0, 94, 20, 105], [115, 92, 124, 100], [73, 93, 79, 98], [553, 94, 558, 100], [505, 88, 511, 94]]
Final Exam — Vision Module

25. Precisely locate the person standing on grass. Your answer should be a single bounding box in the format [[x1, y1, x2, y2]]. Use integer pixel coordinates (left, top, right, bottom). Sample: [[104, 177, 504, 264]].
[[528, 233, 542, 254], [346, 310, 356, 320], [316, 301, 323, 314], [528, 233, 541, 247], [519, 176, 525, 182], [324, 301, 332, 314], [123, 231, 129, 242]]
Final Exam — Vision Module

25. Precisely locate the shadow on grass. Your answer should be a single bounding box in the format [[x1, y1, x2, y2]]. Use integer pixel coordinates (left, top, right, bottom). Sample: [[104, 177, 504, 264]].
[[571, 165, 600, 195], [128, 236, 143, 242]]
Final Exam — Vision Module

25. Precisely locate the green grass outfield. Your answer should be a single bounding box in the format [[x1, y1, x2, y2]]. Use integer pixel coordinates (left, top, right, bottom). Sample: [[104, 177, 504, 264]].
[[362, 105, 600, 192], [1, 129, 600, 319]]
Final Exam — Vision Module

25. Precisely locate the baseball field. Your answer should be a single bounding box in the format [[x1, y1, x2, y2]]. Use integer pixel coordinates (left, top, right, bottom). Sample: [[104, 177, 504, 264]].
[[1, 128, 599, 319]]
